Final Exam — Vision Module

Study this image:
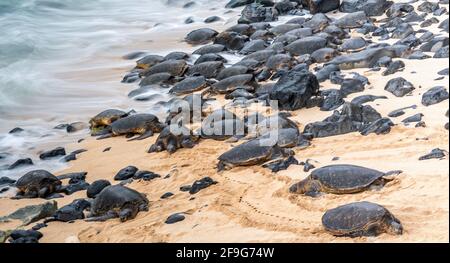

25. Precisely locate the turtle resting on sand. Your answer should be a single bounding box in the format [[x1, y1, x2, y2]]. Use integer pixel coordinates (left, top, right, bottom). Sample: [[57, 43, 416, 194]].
[[89, 109, 130, 135], [289, 164, 402, 196], [217, 139, 293, 171], [86, 185, 149, 222], [148, 125, 199, 154], [98, 113, 165, 140], [322, 201, 403, 237], [15, 170, 62, 199]]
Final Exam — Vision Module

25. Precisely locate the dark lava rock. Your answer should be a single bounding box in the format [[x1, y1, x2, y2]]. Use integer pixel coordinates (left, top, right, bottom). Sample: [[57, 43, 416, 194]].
[[204, 16, 221, 23], [321, 89, 344, 111], [402, 113, 424, 124], [301, 159, 316, 172], [0, 177, 16, 185], [9, 127, 24, 134], [391, 23, 414, 39], [274, 0, 296, 14], [214, 31, 248, 51], [165, 213, 185, 224], [434, 46, 449, 58], [9, 229, 42, 242], [189, 177, 217, 195], [384, 77, 415, 97], [303, 0, 340, 14], [114, 166, 138, 181], [419, 148, 448, 161], [51, 199, 90, 222], [269, 67, 319, 111], [417, 1, 440, 13], [263, 156, 299, 173], [226, 0, 254, 8], [61, 181, 90, 195], [438, 68, 449, 76], [422, 86, 449, 106], [86, 180, 111, 198], [180, 185, 192, 192], [351, 95, 388, 106], [315, 64, 340, 82], [339, 0, 393, 16], [238, 3, 278, 24], [161, 192, 174, 199], [8, 158, 33, 170], [133, 171, 161, 181], [382, 60, 405, 76], [340, 78, 365, 97], [360, 118, 394, 136], [39, 147, 66, 160], [57, 172, 87, 181]]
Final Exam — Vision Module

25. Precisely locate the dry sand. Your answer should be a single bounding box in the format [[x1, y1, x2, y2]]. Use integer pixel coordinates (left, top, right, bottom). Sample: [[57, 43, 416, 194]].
[[0, 1, 449, 243]]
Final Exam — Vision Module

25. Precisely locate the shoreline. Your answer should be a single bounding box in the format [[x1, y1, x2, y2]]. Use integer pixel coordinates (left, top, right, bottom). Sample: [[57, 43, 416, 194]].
[[1, 0, 449, 243]]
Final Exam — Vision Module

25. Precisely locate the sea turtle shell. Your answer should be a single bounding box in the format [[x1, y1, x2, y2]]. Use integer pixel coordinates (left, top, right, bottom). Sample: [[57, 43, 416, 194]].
[[309, 164, 386, 193], [16, 170, 61, 194], [91, 185, 149, 216], [111, 113, 163, 135], [218, 139, 279, 166], [170, 76, 209, 95], [89, 109, 128, 128], [322, 201, 403, 237]]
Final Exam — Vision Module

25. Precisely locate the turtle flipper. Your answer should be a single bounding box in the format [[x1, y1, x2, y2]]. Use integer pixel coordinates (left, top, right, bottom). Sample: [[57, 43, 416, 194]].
[[128, 130, 154, 141], [85, 211, 118, 222], [119, 206, 139, 222], [384, 170, 403, 176], [96, 133, 113, 140]]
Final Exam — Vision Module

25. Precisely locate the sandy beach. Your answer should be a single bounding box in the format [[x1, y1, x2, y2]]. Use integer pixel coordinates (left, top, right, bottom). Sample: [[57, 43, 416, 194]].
[[0, 0, 448, 243]]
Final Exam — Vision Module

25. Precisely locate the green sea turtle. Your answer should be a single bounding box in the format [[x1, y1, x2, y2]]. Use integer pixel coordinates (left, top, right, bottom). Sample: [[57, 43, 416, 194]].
[[289, 164, 402, 196], [260, 128, 301, 148], [148, 125, 199, 154], [217, 139, 293, 171], [15, 170, 62, 199], [135, 55, 165, 69], [140, 60, 188, 77], [86, 185, 149, 222], [99, 113, 165, 140], [199, 119, 247, 141], [170, 76, 209, 95], [89, 109, 129, 135], [322, 201, 403, 237], [212, 74, 257, 94]]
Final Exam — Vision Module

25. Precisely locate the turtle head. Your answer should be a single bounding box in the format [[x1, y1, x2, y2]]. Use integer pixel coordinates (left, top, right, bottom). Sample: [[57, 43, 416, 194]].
[[387, 219, 403, 235], [289, 178, 321, 196]]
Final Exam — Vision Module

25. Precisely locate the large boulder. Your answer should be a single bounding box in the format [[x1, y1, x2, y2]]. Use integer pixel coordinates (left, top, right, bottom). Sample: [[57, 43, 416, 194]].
[[339, 0, 393, 16], [269, 68, 319, 111], [422, 86, 449, 106], [303, 0, 340, 14], [226, 0, 254, 8], [384, 77, 415, 97], [238, 3, 278, 24]]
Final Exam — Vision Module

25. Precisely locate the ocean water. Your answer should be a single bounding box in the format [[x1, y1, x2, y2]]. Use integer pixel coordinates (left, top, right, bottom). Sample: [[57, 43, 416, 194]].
[[0, 0, 231, 179]]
